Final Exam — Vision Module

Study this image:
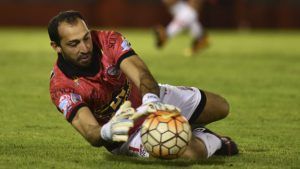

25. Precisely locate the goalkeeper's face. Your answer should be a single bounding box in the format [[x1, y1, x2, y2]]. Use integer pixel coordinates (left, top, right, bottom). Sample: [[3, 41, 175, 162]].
[[56, 18, 93, 68]]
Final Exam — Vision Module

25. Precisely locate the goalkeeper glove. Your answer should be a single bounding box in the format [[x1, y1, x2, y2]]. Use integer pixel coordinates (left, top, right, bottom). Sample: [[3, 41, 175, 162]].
[[100, 101, 135, 142], [131, 93, 181, 120]]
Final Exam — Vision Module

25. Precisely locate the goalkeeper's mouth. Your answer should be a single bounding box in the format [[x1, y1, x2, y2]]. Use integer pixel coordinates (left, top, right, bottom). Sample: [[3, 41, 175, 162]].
[[78, 53, 92, 65]]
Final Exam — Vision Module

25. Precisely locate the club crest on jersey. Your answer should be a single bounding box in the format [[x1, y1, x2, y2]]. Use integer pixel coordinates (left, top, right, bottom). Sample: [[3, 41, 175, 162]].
[[121, 38, 131, 51], [71, 93, 82, 103], [106, 65, 120, 77]]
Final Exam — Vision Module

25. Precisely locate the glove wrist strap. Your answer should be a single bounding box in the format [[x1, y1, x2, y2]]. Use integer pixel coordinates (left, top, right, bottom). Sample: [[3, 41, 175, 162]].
[[142, 93, 160, 104], [100, 122, 112, 141]]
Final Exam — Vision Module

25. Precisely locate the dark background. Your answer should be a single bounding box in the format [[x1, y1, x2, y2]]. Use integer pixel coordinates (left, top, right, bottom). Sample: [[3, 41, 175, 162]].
[[0, 0, 299, 29]]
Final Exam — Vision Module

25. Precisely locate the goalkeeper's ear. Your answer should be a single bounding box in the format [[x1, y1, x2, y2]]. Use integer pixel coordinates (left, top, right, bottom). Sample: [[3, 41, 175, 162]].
[[50, 41, 62, 53]]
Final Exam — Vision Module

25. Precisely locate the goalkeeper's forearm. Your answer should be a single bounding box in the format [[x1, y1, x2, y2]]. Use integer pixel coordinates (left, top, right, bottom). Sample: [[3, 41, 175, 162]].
[[71, 106, 112, 147], [79, 124, 109, 147], [72, 103, 135, 146], [118, 54, 160, 97]]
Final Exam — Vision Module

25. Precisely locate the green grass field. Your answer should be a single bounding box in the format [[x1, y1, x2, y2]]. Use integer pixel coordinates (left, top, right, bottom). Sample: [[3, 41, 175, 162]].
[[0, 28, 299, 169]]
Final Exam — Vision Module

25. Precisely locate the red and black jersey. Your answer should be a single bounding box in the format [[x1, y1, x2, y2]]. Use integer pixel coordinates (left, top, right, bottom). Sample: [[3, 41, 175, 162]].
[[50, 30, 142, 125]]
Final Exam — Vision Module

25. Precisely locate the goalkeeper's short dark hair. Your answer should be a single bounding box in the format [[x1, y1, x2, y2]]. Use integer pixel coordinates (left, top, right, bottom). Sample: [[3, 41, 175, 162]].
[[48, 10, 86, 45]]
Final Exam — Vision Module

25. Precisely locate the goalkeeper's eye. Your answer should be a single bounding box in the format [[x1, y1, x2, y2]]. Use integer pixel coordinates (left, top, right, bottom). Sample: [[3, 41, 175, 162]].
[[83, 35, 90, 42], [67, 41, 79, 47]]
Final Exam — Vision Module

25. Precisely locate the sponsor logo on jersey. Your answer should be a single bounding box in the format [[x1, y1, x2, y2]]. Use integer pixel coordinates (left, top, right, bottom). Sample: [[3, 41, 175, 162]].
[[59, 94, 73, 117], [94, 81, 131, 121]]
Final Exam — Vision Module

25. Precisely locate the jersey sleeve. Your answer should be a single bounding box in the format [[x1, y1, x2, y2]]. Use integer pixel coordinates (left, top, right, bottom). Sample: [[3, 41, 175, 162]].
[[50, 87, 87, 123], [98, 31, 137, 67]]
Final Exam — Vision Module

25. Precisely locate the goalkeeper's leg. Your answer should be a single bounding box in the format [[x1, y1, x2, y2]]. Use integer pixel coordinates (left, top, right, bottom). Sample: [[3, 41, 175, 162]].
[[181, 135, 208, 159], [158, 85, 229, 125], [182, 127, 239, 159], [193, 90, 230, 125]]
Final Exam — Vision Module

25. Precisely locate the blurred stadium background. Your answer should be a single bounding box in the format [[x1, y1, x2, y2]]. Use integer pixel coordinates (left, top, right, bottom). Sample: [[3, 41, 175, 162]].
[[0, 0, 299, 169], [0, 0, 300, 29]]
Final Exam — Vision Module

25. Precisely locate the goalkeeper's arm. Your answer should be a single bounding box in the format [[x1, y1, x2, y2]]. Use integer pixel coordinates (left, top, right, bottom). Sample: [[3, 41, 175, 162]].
[[71, 101, 135, 147], [119, 54, 180, 116], [71, 106, 106, 147]]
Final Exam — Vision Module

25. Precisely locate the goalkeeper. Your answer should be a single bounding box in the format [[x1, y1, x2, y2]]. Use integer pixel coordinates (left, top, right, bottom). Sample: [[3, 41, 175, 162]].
[[48, 10, 238, 159]]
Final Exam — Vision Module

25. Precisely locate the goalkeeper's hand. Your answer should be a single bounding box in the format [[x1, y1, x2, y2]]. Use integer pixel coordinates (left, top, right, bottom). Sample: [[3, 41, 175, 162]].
[[100, 101, 135, 142], [130, 93, 181, 120]]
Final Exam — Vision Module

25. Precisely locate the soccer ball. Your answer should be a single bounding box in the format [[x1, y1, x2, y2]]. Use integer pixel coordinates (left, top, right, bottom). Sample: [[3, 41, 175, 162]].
[[141, 110, 192, 159]]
